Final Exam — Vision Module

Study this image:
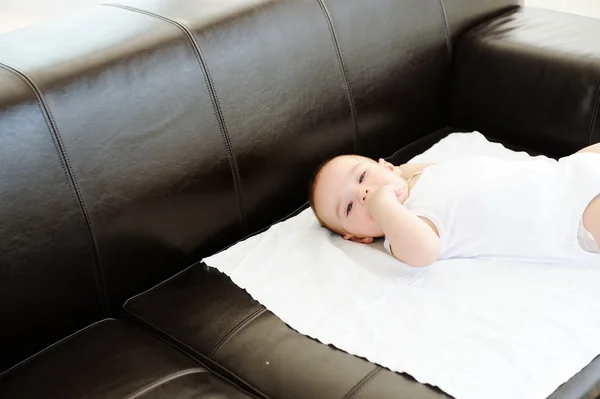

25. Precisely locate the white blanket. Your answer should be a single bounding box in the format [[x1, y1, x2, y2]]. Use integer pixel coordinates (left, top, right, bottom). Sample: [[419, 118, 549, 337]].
[[204, 132, 600, 399]]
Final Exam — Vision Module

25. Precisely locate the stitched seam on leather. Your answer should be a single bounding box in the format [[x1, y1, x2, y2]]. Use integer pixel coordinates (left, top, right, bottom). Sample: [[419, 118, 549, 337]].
[[587, 83, 600, 144], [342, 367, 382, 399], [125, 368, 206, 399], [0, 63, 109, 313], [123, 309, 268, 399], [0, 318, 113, 380], [121, 264, 269, 396], [209, 307, 267, 359], [316, 0, 358, 153], [437, 0, 453, 62], [102, 3, 247, 232]]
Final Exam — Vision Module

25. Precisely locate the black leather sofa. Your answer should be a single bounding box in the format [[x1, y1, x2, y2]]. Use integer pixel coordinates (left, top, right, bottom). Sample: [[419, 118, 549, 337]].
[[1, 0, 599, 398]]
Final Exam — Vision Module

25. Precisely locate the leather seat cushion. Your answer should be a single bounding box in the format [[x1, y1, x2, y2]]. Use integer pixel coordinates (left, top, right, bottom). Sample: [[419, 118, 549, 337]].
[[124, 265, 452, 399], [0, 319, 253, 399]]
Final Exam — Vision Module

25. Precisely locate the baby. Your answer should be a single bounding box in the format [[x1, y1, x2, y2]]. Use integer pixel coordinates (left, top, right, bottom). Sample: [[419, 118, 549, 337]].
[[309, 143, 600, 267]]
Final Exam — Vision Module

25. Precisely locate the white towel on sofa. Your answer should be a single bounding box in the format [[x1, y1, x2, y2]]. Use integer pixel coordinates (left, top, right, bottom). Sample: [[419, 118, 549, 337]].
[[203, 132, 600, 399]]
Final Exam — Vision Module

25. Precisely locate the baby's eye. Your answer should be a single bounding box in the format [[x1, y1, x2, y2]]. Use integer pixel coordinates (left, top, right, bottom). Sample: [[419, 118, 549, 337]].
[[346, 201, 353, 216], [359, 171, 366, 183]]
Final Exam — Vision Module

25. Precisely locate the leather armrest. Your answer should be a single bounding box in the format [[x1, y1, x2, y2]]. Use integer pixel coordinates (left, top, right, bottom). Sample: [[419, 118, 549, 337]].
[[449, 8, 600, 157]]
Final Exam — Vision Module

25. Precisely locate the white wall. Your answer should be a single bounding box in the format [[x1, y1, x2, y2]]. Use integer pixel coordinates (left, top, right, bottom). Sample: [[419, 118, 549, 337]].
[[0, 0, 103, 34], [0, 0, 599, 35], [525, 0, 600, 19]]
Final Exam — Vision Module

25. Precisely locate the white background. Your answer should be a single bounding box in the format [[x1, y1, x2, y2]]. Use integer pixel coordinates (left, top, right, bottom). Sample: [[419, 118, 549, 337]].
[[0, 1, 599, 34], [526, 0, 600, 18]]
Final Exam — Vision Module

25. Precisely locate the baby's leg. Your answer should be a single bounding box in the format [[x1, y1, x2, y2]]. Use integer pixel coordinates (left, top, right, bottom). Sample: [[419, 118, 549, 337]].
[[578, 143, 600, 249], [578, 142, 600, 155], [583, 197, 600, 250]]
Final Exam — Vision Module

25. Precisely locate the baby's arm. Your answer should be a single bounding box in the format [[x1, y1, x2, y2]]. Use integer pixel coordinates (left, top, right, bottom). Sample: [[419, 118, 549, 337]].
[[578, 142, 600, 245], [367, 186, 440, 267]]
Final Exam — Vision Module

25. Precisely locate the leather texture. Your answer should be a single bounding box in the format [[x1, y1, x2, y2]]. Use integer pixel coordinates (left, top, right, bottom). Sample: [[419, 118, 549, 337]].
[[443, 0, 522, 44], [450, 8, 600, 157], [548, 356, 600, 399], [0, 2, 239, 369], [0, 319, 253, 399], [0, 58, 106, 371], [0, 0, 514, 371]]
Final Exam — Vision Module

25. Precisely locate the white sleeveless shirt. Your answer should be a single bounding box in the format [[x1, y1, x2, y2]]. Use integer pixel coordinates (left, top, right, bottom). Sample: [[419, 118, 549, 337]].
[[384, 153, 600, 262]]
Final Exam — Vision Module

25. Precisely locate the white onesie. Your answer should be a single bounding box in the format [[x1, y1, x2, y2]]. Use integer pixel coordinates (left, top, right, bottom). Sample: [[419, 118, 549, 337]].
[[384, 153, 600, 262]]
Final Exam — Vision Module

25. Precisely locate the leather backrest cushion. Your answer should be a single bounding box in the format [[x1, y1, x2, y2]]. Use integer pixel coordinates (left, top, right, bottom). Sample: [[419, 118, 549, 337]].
[[0, 63, 106, 372], [0, 4, 242, 371], [0, 0, 518, 371]]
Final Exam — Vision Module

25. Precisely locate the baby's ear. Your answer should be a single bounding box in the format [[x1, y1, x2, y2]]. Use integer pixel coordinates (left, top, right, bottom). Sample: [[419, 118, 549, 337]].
[[358, 236, 374, 244], [378, 158, 395, 171], [344, 234, 374, 244]]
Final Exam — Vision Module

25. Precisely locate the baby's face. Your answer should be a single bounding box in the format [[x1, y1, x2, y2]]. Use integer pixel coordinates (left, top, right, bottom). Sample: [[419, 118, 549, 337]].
[[313, 155, 409, 241]]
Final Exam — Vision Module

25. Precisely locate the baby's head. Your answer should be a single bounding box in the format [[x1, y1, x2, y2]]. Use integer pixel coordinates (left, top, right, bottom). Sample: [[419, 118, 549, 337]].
[[309, 155, 409, 243]]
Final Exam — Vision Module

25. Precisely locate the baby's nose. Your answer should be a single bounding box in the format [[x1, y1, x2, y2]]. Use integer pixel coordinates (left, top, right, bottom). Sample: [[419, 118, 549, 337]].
[[359, 187, 369, 204]]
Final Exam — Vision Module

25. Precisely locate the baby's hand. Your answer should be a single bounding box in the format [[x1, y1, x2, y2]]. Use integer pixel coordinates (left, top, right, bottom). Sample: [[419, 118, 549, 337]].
[[365, 184, 405, 214]]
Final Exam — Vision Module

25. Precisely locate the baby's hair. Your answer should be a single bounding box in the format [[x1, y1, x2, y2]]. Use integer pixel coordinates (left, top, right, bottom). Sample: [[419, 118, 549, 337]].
[[308, 157, 331, 229], [308, 156, 346, 236]]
